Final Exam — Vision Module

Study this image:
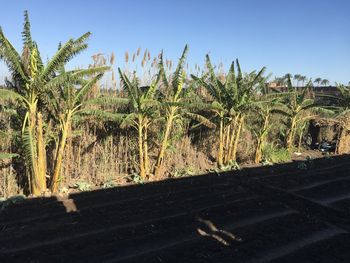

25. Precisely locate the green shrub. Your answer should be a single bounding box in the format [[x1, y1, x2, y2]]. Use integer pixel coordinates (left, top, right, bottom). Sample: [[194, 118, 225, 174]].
[[263, 144, 291, 164]]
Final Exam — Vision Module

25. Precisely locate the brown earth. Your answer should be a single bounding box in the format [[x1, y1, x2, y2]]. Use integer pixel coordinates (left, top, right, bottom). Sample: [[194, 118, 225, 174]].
[[1, 155, 350, 262]]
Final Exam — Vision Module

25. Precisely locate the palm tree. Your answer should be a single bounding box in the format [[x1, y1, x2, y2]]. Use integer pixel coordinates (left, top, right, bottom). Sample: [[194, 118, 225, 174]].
[[321, 79, 330, 86], [317, 84, 350, 153], [252, 86, 284, 163], [46, 71, 108, 192], [193, 55, 265, 166], [118, 69, 160, 179], [299, 76, 307, 87], [294, 74, 302, 87], [0, 11, 107, 194], [273, 77, 316, 150], [153, 45, 190, 178], [314, 78, 322, 86]]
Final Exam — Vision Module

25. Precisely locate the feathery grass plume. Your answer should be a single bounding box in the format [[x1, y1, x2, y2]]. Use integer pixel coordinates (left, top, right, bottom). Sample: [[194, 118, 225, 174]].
[[110, 52, 115, 65], [151, 57, 157, 68], [143, 49, 147, 61], [124, 51, 129, 63], [132, 53, 136, 63], [136, 47, 141, 56], [147, 51, 150, 61]]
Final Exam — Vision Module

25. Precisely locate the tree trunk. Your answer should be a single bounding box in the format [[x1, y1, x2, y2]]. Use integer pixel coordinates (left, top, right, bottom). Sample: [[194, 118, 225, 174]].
[[36, 112, 47, 192], [154, 111, 174, 178], [26, 103, 41, 196], [231, 116, 244, 161], [286, 117, 297, 151], [50, 117, 70, 193], [143, 124, 149, 176], [218, 118, 224, 167], [255, 114, 269, 164], [223, 124, 231, 164], [255, 138, 262, 164], [137, 119, 146, 180], [227, 115, 239, 163]]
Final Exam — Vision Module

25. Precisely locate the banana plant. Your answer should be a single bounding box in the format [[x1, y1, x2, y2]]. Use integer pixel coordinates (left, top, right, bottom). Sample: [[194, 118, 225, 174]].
[[152, 45, 189, 178], [0, 11, 106, 194], [318, 84, 350, 153], [272, 76, 316, 151], [192, 55, 266, 167], [118, 69, 160, 179], [46, 70, 109, 192], [251, 78, 287, 163], [252, 102, 272, 164], [84, 69, 161, 180]]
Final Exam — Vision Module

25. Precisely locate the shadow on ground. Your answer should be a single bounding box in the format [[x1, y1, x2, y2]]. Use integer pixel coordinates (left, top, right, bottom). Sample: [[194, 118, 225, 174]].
[[1, 154, 350, 262]]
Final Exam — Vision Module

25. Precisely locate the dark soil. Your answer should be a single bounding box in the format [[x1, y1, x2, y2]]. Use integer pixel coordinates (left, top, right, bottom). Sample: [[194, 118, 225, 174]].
[[1, 155, 350, 262]]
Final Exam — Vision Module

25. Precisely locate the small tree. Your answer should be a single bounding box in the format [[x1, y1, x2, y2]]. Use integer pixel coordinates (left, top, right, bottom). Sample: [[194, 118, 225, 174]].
[[153, 46, 189, 177], [118, 69, 160, 179], [0, 11, 107, 194], [321, 79, 330, 86], [314, 78, 322, 86], [274, 77, 316, 150], [193, 55, 265, 166]]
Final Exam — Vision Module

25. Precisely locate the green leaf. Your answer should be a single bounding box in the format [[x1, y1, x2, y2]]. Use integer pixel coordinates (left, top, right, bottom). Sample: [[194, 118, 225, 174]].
[[0, 153, 19, 160]]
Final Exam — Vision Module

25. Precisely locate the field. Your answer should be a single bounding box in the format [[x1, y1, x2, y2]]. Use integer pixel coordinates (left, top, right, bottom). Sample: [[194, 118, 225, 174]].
[[1, 155, 350, 262]]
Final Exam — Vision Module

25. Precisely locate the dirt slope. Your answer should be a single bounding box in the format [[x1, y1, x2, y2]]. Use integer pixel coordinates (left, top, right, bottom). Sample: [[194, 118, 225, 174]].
[[1, 155, 350, 262]]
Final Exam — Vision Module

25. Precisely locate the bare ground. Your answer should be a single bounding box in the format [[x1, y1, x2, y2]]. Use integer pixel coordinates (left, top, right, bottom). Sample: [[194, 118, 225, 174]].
[[1, 155, 350, 262]]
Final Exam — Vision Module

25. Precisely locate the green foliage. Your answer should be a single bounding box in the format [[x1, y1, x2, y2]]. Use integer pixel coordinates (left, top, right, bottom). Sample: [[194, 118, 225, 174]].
[[174, 166, 196, 177], [129, 173, 144, 184], [0, 153, 19, 160], [262, 143, 291, 164], [73, 181, 91, 192]]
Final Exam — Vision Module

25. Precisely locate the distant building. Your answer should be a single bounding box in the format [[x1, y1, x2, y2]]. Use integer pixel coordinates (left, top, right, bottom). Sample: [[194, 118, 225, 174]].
[[266, 82, 340, 97]]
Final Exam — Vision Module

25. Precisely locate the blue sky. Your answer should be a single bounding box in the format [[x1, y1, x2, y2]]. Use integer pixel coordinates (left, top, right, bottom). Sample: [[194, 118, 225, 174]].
[[0, 0, 349, 84]]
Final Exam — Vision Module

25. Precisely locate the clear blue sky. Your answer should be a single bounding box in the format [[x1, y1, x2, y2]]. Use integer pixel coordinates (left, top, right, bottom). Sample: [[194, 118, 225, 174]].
[[1, 0, 349, 84]]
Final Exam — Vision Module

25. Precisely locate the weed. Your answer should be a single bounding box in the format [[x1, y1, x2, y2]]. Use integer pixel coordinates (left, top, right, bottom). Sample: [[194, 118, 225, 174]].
[[73, 181, 91, 192]]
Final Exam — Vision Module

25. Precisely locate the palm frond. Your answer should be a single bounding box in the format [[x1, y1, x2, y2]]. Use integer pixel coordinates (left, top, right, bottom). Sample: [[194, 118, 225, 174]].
[[85, 96, 130, 106], [172, 45, 188, 93], [0, 27, 28, 82], [22, 126, 36, 176], [185, 112, 216, 128], [41, 39, 74, 81], [22, 10, 33, 49], [0, 88, 27, 104], [158, 51, 169, 89], [74, 73, 103, 105], [78, 109, 127, 122], [0, 152, 19, 160]]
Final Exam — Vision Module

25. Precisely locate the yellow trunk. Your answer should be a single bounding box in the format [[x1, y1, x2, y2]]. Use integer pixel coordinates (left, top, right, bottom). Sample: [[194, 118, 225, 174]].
[[286, 117, 296, 150], [223, 124, 231, 163], [218, 118, 224, 167], [36, 112, 47, 192], [51, 118, 70, 193], [255, 138, 262, 164], [27, 104, 40, 195], [143, 125, 149, 176], [137, 119, 146, 180], [154, 113, 174, 178], [255, 114, 269, 164], [227, 115, 239, 163], [231, 116, 244, 161]]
